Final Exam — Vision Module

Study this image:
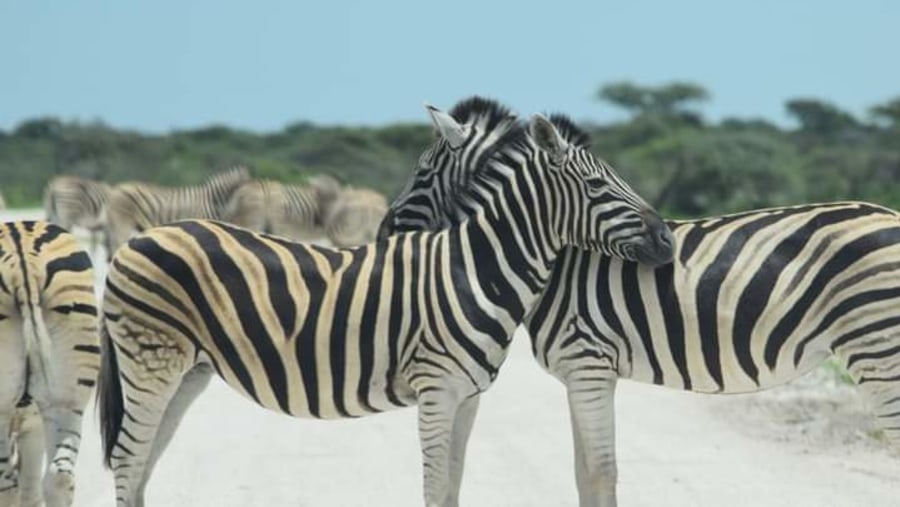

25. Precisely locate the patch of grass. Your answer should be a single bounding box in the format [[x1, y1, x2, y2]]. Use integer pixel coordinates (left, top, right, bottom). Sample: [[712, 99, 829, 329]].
[[820, 356, 855, 385]]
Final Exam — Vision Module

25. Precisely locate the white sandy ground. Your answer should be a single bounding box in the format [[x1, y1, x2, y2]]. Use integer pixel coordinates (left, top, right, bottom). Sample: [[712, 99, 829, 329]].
[[3, 209, 899, 506]]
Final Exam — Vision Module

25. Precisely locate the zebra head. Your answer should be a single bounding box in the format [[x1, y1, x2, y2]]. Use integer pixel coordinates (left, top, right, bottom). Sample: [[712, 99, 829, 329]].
[[378, 97, 674, 266], [526, 113, 675, 265], [376, 97, 519, 240]]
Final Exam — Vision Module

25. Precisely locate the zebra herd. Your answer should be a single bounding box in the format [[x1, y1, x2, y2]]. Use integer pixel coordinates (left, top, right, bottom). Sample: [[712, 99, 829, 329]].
[[0, 96, 897, 506], [41, 167, 388, 258]]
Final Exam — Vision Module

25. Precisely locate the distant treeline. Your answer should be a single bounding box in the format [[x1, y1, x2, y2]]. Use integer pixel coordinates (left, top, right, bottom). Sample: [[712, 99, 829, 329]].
[[2, 81, 899, 217]]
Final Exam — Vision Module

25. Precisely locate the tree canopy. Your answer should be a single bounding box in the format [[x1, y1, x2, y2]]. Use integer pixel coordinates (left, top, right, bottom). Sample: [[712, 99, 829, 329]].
[[1, 81, 898, 217]]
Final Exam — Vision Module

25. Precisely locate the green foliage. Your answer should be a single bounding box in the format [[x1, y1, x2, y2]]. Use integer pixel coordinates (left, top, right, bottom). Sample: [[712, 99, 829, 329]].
[[1, 81, 899, 216]]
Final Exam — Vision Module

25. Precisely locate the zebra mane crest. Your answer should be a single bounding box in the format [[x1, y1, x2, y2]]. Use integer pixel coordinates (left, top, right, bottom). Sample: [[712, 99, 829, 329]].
[[548, 114, 591, 148], [202, 165, 252, 188], [449, 96, 522, 136]]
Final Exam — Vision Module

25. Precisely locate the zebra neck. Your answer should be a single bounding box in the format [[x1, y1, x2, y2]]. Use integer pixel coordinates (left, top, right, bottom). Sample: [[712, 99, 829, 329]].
[[452, 201, 558, 326]]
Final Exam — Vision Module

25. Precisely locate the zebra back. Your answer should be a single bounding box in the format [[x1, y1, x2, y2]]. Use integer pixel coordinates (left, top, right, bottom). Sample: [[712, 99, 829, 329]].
[[224, 177, 336, 241], [105, 165, 250, 253]]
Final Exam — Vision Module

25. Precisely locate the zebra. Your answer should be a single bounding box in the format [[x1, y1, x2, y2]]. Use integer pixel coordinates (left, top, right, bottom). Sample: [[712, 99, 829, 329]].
[[43, 176, 113, 255], [378, 125, 900, 505], [96, 96, 673, 507], [0, 221, 100, 507], [322, 187, 389, 247], [104, 166, 251, 257], [223, 175, 342, 242]]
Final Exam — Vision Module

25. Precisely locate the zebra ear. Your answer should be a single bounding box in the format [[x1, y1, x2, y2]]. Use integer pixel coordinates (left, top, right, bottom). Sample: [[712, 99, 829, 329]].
[[530, 114, 568, 165], [425, 103, 468, 149]]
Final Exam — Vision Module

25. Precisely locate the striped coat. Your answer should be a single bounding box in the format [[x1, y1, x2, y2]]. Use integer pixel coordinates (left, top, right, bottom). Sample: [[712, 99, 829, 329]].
[[96, 97, 672, 506], [0, 221, 99, 507], [105, 166, 250, 256]]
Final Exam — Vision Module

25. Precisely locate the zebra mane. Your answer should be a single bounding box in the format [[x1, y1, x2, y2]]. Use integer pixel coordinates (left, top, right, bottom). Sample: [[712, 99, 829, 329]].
[[447, 95, 526, 176], [548, 113, 591, 148], [449, 96, 517, 131], [201, 165, 251, 189]]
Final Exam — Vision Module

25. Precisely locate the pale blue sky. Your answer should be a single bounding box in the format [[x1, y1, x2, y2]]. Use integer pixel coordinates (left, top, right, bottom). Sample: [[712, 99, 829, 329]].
[[2, 0, 898, 132]]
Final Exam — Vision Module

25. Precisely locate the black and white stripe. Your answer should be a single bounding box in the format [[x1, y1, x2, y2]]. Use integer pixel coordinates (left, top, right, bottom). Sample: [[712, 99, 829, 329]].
[[0, 221, 99, 507], [96, 97, 671, 507], [379, 117, 900, 505], [104, 166, 250, 256], [43, 176, 113, 254], [323, 187, 389, 247], [223, 176, 341, 242]]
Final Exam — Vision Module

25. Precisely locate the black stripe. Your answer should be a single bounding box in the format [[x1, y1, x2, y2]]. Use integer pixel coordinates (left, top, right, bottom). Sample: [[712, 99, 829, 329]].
[[288, 246, 327, 418], [51, 303, 98, 316], [655, 262, 690, 389], [31, 223, 66, 252], [44, 252, 93, 290], [329, 247, 367, 418], [357, 243, 388, 413], [621, 261, 662, 384]]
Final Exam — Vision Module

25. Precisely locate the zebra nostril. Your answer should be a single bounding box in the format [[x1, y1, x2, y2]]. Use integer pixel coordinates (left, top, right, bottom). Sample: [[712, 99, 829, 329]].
[[657, 229, 672, 248]]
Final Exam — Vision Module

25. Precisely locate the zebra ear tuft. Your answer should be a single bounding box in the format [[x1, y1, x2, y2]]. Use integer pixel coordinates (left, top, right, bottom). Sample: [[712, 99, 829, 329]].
[[425, 103, 468, 149], [530, 114, 568, 165]]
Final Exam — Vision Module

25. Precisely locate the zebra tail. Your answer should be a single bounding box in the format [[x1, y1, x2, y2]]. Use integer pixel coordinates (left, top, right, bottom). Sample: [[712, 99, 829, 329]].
[[16, 284, 54, 394], [97, 317, 124, 469]]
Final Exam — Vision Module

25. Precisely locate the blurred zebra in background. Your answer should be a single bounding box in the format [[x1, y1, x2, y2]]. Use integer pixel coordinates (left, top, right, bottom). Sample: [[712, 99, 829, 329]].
[[323, 187, 388, 247], [0, 221, 100, 507], [95, 97, 672, 506], [379, 120, 900, 504], [224, 175, 341, 242], [104, 166, 250, 256], [43, 176, 113, 255]]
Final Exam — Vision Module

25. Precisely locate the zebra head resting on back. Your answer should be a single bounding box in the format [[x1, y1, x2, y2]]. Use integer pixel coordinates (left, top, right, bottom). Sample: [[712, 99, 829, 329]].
[[378, 106, 673, 266], [379, 114, 900, 504], [104, 165, 250, 257], [96, 96, 672, 507]]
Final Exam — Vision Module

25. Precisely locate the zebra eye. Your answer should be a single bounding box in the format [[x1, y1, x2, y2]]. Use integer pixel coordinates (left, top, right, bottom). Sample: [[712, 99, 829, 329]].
[[586, 178, 605, 190]]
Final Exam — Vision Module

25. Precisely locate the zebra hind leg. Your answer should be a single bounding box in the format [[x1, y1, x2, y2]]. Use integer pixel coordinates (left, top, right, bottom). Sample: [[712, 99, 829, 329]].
[[103, 329, 191, 507], [133, 364, 213, 500], [835, 332, 900, 451], [0, 413, 20, 507], [14, 403, 44, 507]]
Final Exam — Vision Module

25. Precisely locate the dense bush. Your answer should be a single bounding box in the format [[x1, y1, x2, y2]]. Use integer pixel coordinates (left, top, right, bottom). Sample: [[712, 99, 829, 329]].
[[1, 82, 898, 216]]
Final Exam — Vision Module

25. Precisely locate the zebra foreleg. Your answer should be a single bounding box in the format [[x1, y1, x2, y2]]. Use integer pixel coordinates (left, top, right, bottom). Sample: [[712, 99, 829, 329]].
[[416, 386, 471, 507], [566, 375, 619, 507], [447, 395, 480, 504]]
